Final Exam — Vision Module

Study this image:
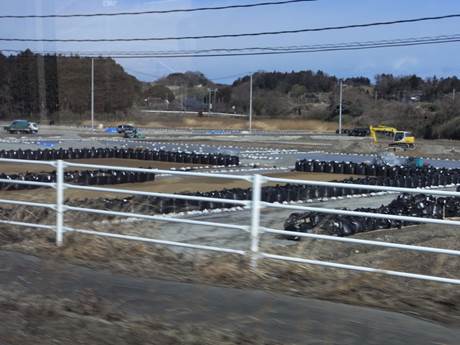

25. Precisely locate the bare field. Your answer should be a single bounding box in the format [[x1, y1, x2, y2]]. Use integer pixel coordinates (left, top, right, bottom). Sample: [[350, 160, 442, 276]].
[[0, 159, 204, 174], [1, 124, 460, 341], [0, 171, 353, 203], [84, 116, 339, 132]]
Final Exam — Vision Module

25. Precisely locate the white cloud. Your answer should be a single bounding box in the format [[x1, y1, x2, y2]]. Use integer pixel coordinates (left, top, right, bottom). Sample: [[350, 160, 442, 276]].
[[392, 57, 419, 71], [102, 0, 118, 7]]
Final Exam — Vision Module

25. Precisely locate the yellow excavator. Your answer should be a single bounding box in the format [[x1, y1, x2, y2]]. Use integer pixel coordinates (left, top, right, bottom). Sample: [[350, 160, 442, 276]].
[[369, 125, 415, 149]]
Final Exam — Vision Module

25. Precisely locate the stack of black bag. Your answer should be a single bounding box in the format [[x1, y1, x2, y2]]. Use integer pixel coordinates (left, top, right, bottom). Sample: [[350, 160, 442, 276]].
[[0, 169, 156, 191], [283, 193, 460, 240], [0, 147, 239, 166]]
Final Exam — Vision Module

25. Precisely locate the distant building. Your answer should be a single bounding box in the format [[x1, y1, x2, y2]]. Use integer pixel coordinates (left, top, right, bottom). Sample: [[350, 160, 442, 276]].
[[409, 91, 423, 102], [144, 97, 169, 108]]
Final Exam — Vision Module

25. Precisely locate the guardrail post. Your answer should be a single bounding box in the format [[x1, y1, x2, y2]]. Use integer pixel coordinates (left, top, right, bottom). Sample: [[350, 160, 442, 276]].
[[250, 174, 263, 269], [56, 160, 65, 246]]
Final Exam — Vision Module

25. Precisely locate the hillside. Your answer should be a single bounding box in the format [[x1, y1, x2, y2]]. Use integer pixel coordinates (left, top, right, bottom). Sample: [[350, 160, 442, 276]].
[[0, 50, 141, 121], [146, 71, 460, 139], [1, 50, 460, 139]]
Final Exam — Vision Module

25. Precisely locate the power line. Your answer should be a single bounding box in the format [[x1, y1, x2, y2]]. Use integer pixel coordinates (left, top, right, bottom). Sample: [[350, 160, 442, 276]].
[[101, 39, 460, 58], [3, 34, 459, 58], [123, 67, 163, 79], [210, 71, 255, 81], [0, 13, 459, 42], [0, 0, 317, 19], [3, 34, 459, 56]]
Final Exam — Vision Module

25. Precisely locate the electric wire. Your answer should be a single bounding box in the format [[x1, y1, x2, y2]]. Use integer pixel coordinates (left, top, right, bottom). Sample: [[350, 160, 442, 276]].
[[0, 0, 317, 19], [2, 33, 458, 58], [0, 14, 459, 42]]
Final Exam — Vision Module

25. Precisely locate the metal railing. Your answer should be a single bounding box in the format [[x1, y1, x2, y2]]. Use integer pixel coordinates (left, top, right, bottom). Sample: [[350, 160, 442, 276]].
[[0, 158, 459, 285]]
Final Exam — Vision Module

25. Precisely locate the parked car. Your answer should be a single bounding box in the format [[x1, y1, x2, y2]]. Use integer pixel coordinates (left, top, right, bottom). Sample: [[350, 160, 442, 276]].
[[123, 128, 145, 139], [117, 124, 135, 133], [4, 120, 39, 134]]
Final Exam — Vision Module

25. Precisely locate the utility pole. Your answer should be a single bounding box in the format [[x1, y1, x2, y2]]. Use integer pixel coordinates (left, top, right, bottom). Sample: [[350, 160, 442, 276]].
[[208, 88, 212, 113], [453, 88, 456, 101], [207, 88, 218, 113], [181, 84, 189, 112], [249, 73, 253, 132], [213, 88, 218, 112], [338, 79, 343, 135], [36, 0, 47, 123], [181, 85, 184, 112], [91, 58, 95, 131]]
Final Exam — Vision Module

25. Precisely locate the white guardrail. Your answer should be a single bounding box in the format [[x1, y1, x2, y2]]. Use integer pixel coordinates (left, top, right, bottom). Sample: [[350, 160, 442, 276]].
[[0, 158, 460, 285]]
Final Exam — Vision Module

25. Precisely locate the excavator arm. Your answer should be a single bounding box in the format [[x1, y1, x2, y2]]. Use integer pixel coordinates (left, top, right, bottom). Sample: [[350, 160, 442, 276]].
[[370, 126, 378, 143], [369, 125, 397, 144]]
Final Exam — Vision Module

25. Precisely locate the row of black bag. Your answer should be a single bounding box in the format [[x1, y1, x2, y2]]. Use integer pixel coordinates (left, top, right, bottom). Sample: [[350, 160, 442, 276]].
[[0, 147, 239, 166], [0, 169, 155, 190], [70, 169, 460, 217], [283, 193, 460, 239], [4, 160, 457, 194], [295, 158, 455, 177]]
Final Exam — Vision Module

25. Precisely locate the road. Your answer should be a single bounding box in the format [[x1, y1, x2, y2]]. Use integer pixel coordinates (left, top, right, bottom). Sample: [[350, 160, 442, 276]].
[[0, 250, 458, 345], [1, 125, 459, 168]]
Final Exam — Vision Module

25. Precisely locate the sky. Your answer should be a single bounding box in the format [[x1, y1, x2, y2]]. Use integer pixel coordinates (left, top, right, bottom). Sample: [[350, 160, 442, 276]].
[[0, 0, 460, 83]]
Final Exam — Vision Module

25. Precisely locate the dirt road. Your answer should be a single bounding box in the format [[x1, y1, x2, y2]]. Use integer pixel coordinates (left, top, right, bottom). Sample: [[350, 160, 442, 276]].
[[0, 250, 458, 345]]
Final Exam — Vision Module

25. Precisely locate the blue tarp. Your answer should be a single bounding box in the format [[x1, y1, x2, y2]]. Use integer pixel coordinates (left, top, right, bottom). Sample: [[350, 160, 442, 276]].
[[37, 141, 57, 148], [104, 127, 118, 133], [206, 130, 241, 135]]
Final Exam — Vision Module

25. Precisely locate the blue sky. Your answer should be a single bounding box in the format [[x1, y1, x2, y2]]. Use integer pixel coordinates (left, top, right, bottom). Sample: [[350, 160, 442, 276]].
[[1, 0, 460, 83]]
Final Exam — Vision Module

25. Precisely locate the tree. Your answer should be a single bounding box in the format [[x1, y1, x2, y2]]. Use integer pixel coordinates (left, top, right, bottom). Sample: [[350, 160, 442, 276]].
[[0, 51, 142, 117], [144, 85, 175, 102], [290, 84, 307, 100]]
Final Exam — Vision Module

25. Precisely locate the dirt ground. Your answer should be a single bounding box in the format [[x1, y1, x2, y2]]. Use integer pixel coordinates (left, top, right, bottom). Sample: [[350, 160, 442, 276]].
[[0, 221, 458, 327], [336, 138, 460, 159], [80, 114, 460, 160], [0, 171, 353, 203], [147, 134, 460, 160], [1, 120, 460, 342], [0, 289, 267, 345], [1, 249, 459, 345], [85, 116, 339, 132], [0, 159, 204, 174]]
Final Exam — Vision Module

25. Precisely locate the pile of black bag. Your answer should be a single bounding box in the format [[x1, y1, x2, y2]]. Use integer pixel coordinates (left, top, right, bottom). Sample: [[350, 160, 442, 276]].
[[0, 169, 155, 191], [75, 188, 253, 216], [0, 147, 239, 166], [295, 159, 458, 178], [283, 193, 460, 240], [66, 167, 460, 216]]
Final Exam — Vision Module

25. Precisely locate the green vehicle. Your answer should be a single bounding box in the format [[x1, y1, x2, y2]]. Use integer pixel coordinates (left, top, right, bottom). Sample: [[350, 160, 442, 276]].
[[123, 128, 145, 139], [4, 120, 39, 134]]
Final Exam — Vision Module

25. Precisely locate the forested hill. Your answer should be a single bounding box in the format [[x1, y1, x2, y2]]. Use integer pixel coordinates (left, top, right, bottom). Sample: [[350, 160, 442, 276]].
[[0, 50, 141, 119], [2, 50, 460, 139], [147, 70, 460, 139]]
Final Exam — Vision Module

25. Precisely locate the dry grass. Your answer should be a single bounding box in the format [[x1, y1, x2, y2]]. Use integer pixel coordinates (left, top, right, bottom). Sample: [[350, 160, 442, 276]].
[[0, 171, 353, 203], [1, 222, 459, 326], [0, 289, 271, 345], [89, 115, 338, 132]]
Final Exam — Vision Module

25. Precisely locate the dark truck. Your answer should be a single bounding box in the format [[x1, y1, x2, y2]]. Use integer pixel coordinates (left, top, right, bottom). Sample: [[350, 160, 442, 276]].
[[336, 127, 370, 137], [4, 120, 39, 134]]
